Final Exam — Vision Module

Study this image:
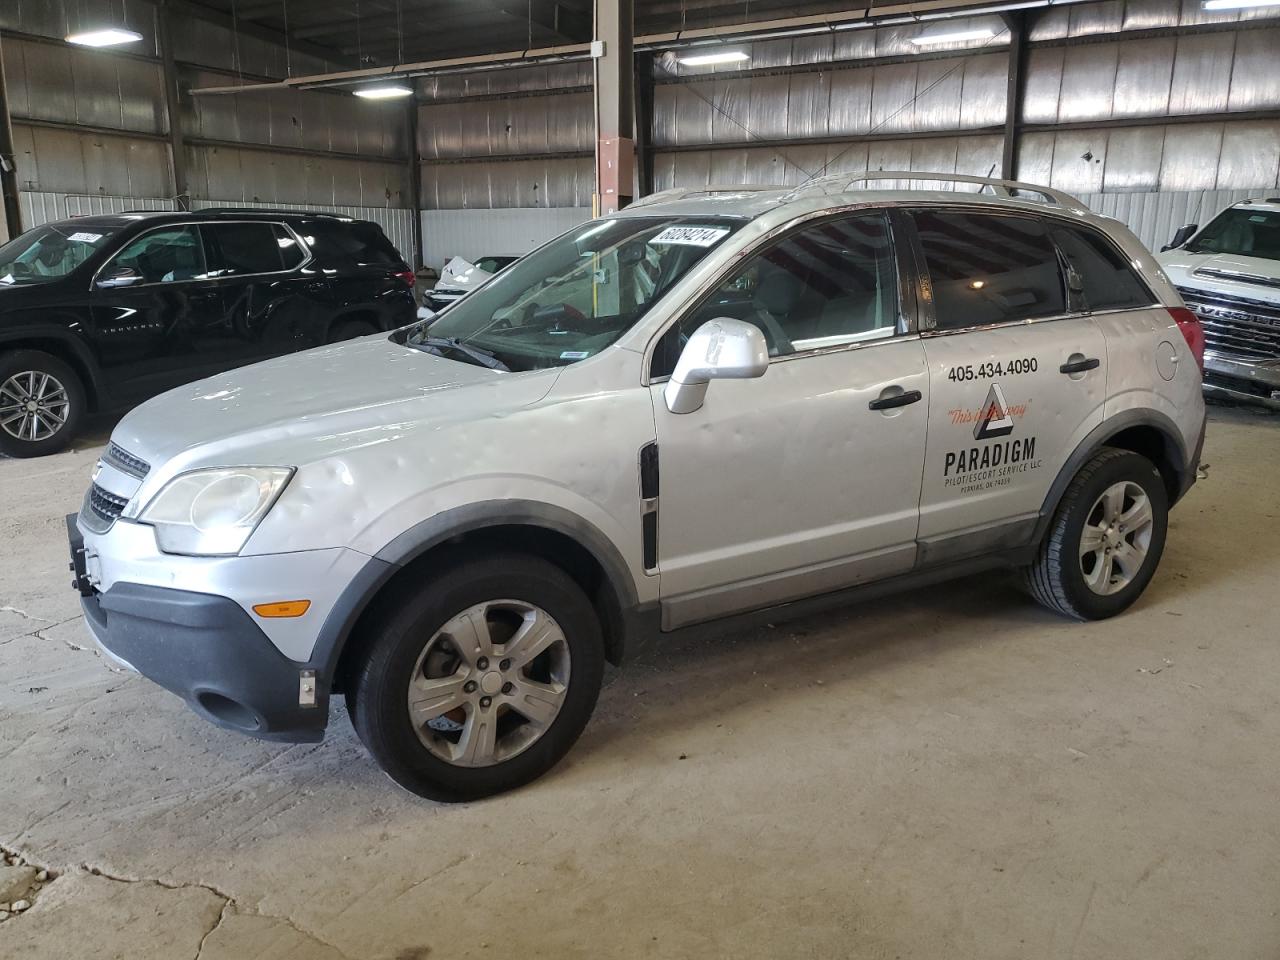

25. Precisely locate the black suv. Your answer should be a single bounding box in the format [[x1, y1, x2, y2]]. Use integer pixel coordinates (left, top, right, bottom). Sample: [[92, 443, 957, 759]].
[[0, 209, 416, 457]]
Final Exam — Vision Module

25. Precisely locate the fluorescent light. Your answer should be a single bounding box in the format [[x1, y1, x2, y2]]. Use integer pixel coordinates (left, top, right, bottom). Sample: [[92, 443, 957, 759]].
[[353, 85, 414, 99], [909, 27, 997, 46], [1203, 0, 1280, 9], [65, 27, 143, 47], [677, 50, 751, 67]]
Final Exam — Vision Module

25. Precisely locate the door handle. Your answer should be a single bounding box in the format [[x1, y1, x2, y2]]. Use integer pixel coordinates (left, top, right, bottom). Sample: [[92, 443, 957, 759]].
[[1059, 357, 1100, 374], [868, 389, 923, 411]]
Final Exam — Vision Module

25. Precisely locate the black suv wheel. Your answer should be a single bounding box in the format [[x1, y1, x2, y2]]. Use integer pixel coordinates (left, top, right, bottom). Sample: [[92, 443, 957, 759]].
[[0, 350, 86, 458]]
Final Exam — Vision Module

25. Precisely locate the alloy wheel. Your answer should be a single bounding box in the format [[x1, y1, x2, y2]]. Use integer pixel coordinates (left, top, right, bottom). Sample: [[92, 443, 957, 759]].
[[407, 599, 571, 767], [0, 371, 70, 443], [1079, 480, 1155, 596]]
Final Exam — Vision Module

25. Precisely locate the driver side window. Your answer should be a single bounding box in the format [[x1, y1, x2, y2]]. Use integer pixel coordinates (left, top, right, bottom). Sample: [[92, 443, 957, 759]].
[[651, 212, 899, 378], [106, 226, 208, 285]]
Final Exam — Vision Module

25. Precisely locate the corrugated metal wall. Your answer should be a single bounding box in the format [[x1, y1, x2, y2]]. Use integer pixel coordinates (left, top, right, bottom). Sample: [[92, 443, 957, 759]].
[[422, 207, 592, 266], [0, 5, 411, 237], [416, 0, 1280, 259]]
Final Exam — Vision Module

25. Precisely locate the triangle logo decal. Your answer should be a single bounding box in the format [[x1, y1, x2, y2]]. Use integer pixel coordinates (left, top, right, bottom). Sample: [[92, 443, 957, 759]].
[[973, 383, 1015, 440]]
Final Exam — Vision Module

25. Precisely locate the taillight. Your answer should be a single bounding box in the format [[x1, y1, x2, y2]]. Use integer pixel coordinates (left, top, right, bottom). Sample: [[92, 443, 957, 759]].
[[394, 269, 416, 288], [1169, 306, 1205, 378]]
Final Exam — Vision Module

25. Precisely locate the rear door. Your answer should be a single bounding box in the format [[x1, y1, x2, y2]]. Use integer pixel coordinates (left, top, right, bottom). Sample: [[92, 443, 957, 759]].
[[201, 220, 328, 359], [908, 208, 1108, 558]]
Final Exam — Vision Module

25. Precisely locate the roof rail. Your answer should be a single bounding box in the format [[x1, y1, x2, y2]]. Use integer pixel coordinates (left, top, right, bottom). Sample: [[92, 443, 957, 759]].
[[196, 206, 354, 219], [626, 184, 783, 209], [783, 171, 1090, 213]]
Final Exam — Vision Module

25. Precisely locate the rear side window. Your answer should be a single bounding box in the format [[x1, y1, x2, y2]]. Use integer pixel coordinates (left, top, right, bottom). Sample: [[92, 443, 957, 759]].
[[203, 222, 288, 277], [913, 211, 1066, 330], [305, 222, 405, 268], [273, 224, 306, 270], [1051, 225, 1154, 311]]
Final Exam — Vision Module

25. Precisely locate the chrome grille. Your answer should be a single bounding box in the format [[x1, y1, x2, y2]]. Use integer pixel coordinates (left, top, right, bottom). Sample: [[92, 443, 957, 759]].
[[1176, 287, 1280, 362], [82, 483, 128, 533], [103, 442, 150, 479]]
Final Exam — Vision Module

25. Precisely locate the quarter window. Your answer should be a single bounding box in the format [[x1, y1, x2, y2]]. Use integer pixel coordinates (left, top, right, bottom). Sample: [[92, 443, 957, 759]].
[[1051, 225, 1154, 311], [106, 226, 208, 284], [913, 211, 1066, 330], [203, 222, 293, 277], [651, 213, 899, 377]]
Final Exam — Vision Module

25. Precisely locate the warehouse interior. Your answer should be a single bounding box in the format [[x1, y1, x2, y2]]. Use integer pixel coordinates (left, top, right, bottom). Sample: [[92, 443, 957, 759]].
[[1, 0, 1279, 957]]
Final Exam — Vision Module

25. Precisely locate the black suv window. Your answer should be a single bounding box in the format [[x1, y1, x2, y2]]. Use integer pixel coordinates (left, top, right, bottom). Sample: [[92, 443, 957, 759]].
[[1051, 225, 1154, 311], [106, 226, 208, 285], [652, 213, 899, 377], [203, 222, 291, 277], [913, 211, 1066, 330], [305, 221, 403, 268], [273, 224, 306, 270]]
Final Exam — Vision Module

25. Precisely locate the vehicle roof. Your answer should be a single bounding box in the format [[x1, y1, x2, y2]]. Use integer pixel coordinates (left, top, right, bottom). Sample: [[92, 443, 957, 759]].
[[614, 186, 1091, 222], [44, 209, 363, 229], [1231, 198, 1280, 213]]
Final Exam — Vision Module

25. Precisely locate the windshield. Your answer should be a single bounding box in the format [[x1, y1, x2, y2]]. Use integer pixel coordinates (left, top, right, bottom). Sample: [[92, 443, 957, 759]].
[[411, 216, 742, 371], [0, 223, 121, 286], [1186, 207, 1280, 261]]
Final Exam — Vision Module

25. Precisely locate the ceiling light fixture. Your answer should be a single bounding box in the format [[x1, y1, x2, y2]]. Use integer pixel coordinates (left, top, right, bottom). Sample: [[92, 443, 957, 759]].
[[65, 27, 144, 47], [677, 50, 751, 67], [353, 85, 414, 99], [1202, 0, 1280, 9], [908, 27, 997, 46]]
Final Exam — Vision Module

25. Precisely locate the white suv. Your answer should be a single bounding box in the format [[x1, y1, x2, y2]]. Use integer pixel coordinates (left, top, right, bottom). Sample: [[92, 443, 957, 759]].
[[69, 173, 1207, 801]]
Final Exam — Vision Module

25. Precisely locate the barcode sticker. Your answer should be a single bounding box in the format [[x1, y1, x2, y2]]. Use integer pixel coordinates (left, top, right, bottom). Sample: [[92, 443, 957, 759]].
[[68, 232, 103, 243], [650, 225, 730, 247]]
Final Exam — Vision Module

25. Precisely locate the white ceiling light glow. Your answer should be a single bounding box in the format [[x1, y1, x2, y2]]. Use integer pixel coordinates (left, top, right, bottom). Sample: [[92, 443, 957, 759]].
[[908, 27, 997, 46], [65, 27, 144, 47], [677, 50, 751, 67], [1202, 0, 1280, 9], [353, 85, 414, 99]]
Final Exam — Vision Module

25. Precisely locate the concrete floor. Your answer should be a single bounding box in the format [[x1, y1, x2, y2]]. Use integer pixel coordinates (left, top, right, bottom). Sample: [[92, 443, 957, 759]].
[[0, 405, 1277, 959]]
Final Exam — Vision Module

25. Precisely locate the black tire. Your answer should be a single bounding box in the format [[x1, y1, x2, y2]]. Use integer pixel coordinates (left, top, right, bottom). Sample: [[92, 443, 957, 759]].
[[347, 553, 605, 802], [329, 319, 379, 343], [0, 350, 86, 458], [1024, 447, 1169, 620]]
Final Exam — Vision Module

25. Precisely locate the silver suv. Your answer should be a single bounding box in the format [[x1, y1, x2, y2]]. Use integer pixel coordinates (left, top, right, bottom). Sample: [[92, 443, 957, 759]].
[[69, 173, 1207, 801]]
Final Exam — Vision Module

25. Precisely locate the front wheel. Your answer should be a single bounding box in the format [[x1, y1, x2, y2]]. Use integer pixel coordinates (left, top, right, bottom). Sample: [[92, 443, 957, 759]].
[[1024, 448, 1169, 620], [0, 350, 86, 458], [347, 554, 605, 801]]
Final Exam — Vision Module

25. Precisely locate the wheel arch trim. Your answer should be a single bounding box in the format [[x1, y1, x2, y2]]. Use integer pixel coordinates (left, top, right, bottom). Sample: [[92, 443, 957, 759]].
[[1032, 408, 1190, 546], [0, 325, 106, 408], [308, 500, 641, 689]]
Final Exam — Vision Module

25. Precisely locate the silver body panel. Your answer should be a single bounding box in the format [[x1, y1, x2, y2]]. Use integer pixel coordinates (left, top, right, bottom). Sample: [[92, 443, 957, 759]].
[[79, 181, 1205, 666]]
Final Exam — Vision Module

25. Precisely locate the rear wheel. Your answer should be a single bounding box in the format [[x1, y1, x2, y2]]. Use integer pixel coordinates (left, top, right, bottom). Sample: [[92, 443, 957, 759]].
[[0, 350, 85, 458], [1024, 448, 1168, 620], [347, 553, 605, 801]]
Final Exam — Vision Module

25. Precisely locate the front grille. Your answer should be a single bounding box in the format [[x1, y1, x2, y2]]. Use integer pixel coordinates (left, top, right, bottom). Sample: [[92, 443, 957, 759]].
[[83, 483, 128, 533], [103, 442, 150, 479], [1176, 287, 1280, 362]]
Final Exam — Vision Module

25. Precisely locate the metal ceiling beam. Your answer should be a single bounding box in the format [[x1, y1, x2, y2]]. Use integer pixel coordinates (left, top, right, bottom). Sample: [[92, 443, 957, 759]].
[[595, 0, 636, 214], [171, 0, 361, 68], [1000, 10, 1027, 180], [157, 1, 192, 210], [0, 33, 23, 238]]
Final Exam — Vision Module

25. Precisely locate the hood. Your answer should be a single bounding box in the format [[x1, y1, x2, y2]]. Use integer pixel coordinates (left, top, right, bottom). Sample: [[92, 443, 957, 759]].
[[435, 256, 493, 294], [111, 334, 558, 471], [1157, 250, 1280, 301]]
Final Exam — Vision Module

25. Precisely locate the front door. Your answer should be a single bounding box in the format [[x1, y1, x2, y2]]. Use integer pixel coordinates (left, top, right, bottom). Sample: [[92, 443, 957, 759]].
[[89, 224, 227, 403], [649, 212, 929, 629], [907, 208, 1108, 552]]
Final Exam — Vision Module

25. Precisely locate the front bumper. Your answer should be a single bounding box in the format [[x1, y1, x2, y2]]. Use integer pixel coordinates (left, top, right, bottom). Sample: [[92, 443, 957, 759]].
[[82, 582, 327, 742], [1202, 352, 1280, 410]]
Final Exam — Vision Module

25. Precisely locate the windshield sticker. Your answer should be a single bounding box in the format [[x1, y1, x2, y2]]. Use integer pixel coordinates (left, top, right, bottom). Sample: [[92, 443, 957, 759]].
[[650, 225, 730, 247], [559, 350, 591, 360], [67, 232, 103, 243]]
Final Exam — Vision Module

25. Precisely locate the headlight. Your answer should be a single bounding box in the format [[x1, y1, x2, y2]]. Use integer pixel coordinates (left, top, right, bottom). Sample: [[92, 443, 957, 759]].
[[137, 467, 294, 556]]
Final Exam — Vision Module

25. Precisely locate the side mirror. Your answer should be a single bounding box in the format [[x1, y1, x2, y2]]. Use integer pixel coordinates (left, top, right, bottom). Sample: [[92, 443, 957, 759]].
[[97, 266, 141, 289], [664, 318, 769, 415], [1162, 223, 1197, 252]]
